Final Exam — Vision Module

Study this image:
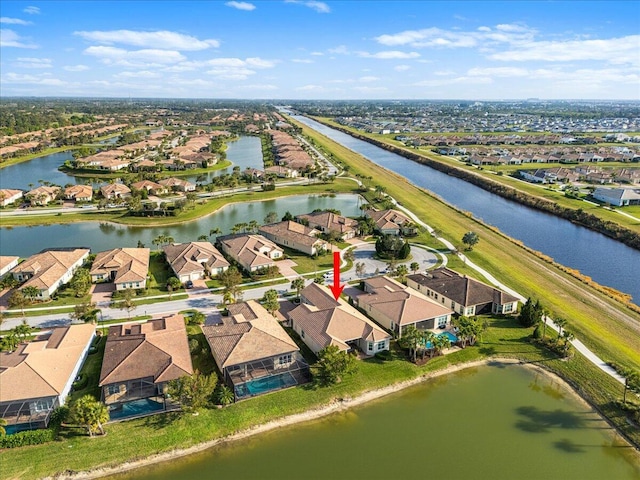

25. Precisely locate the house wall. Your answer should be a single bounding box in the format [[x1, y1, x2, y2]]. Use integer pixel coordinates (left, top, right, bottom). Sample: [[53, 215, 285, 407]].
[[115, 279, 146, 291], [292, 320, 327, 355], [0, 258, 19, 277], [360, 338, 389, 356], [59, 330, 95, 406]]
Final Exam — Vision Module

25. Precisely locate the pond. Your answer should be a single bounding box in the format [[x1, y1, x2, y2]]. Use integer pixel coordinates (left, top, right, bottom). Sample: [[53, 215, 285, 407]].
[[0, 193, 363, 257], [108, 364, 640, 480]]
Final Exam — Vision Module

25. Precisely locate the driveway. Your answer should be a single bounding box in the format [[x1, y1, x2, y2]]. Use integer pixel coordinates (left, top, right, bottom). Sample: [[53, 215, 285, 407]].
[[342, 243, 438, 282], [91, 282, 115, 306], [277, 259, 299, 277]]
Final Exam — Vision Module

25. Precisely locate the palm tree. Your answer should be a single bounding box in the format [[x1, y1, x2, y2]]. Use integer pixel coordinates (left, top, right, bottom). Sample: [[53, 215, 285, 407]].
[[21, 286, 40, 303], [197, 234, 208, 241], [561, 331, 575, 356], [410, 262, 420, 274], [395, 264, 409, 283], [71, 395, 109, 436], [421, 330, 437, 359], [434, 334, 452, 357], [209, 227, 221, 238], [291, 278, 305, 302], [554, 317, 568, 342], [398, 325, 421, 362]]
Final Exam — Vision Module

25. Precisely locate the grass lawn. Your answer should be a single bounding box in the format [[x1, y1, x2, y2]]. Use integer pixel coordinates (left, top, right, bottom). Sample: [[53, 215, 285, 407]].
[[3, 316, 638, 480], [68, 334, 106, 403], [286, 249, 334, 274]]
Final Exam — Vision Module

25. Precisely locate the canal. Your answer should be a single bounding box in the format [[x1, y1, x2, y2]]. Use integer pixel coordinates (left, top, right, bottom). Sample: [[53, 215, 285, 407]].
[[291, 115, 640, 304]]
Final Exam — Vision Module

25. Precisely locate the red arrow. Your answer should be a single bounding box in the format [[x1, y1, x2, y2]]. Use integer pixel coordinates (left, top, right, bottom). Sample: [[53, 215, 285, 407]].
[[329, 251, 344, 300]]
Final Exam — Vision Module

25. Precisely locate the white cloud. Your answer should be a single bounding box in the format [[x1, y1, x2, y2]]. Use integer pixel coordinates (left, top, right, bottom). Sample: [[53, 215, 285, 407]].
[[310, 51, 324, 56], [358, 76, 379, 82], [489, 35, 640, 65], [358, 50, 420, 59], [23, 6, 40, 15], [328, 45, 349, 55], [0, 17, 32, 25], [433, 70, 455, 76], [412, 76, 492, 87], [74, 30, 219, 50], [296, 84, 326, 91], [237, 84, 278, 90], [63, 64, 89, 72], [292, 58, 313, 63], [225, 1, 256, 11], [353, 86, 389, 93], [84, 46, 186, 67], [467, 66, 529, 77], [114, 70, 161, 79], [15, 57, 51, 68], [285, 1, 330, 13], [375, 25, 535, 49], [2, 72, 65, 86], [394, 64, 411, 71], [0, 29, 37, 48]]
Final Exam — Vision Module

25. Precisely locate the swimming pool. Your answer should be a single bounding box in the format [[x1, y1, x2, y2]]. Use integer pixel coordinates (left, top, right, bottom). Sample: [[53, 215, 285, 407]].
[[109, 398, 164, 421], [423, 331, 458, 349], [235, 372, 298, 399]]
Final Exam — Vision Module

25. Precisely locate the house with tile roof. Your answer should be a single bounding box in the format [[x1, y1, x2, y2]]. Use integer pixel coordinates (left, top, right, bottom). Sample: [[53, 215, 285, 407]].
[[295, 211, 359, 240], [407, 268, 519, 316], [202, 300, 309, 400], [353, 276, 453, 338], [593, 187, 640, 207], [100, 183, 131, 200], [163, 242, 229, 283], [64, 184, 93, 202], [258, 220, 329, 256], [287, 283, 391, 357], [0, 255, 19, 278], [11, 248, 90, 300], [364, 209, 417, 236], [0, 188, 23, 207], [26, 185, 60, 206], [0, 324, 95, 432], [217, 234, 283, 273], [90, 248, 150, 290], [131, 180, 167, 195], [99, 315, 193, 418], [158, 177, 196, 192]]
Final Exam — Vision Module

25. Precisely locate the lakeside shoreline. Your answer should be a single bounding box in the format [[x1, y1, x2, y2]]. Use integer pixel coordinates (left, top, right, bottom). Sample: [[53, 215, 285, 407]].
[[55, 357, 639, 480]]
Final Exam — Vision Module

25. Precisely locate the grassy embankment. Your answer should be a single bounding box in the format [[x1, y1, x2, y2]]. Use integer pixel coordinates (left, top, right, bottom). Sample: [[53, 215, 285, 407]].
[[316, 117, 640, 235], [2, 317, 638, 480], [294, 118, 640, 372], [0, 179, 355, 228]]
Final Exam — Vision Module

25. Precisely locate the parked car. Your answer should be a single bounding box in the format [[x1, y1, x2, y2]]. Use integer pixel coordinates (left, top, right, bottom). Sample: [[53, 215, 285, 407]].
[[185, 280, 194, 289]]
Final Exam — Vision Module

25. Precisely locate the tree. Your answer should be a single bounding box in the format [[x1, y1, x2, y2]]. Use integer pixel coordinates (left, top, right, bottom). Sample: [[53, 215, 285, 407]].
[[462, 231, 480, 251], [167, 276, 182, 292], [71, 300, 99, 324], [187, 311, 206, 325], [621, 368, 640, 404], [560, 330, 574, 356], [434, 334, 452, 356], [214, 384, 235, 406], [261, 289, 280, 316], [197, 234, 208, 241], [398, 325, 422, 362], [166, 371, 217, 412], [395, 264, 409, 282], [8, 291, 29, 316], [554, 317, 568, 340], [355, 262, 366, 277], [219, 266, 242, 300], [70, 268, 91, 297], [291, 278, 305, 301], [21, 286, 40, 303], [0, 417, 6, 436], [455, 316, 482, 348], [410, 262, 420, 274], [14, 322, 32, 342], [209, 227, 221, 238], [247, 220, 259, 234], [112, 289, 136, 319], [264, 211, 278, 224], [71, 395, 109, 436], [518, 298, 543, 328], [313, 345, 358, 386], [282, 211, 294, 221]]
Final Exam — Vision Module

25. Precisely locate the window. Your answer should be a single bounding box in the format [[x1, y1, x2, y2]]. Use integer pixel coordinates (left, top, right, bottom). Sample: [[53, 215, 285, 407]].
[[367, 342, 373, 352], [278, 354, 292, 365], [503, 303, 513, 313], [437, 316, 447, 328], [32, 399, 52, 413], [107, 384, 120, 395], [301, 330, 305, 338], [377, 341, 386, 350]]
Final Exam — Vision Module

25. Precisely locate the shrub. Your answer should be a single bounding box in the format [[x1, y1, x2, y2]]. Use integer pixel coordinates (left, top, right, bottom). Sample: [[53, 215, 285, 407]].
[[0, 428, 55, 448], [375, 350, 392, 361], [188, 338, 201, 354]]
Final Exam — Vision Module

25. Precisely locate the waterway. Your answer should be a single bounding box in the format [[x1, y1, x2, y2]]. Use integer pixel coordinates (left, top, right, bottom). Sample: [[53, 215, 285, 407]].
[[109, 364, 640, 480], [0, 150, 81, 191], [0, 193, 362, 257], [291, 115, 640, 304], [184, 135, 263, 182]]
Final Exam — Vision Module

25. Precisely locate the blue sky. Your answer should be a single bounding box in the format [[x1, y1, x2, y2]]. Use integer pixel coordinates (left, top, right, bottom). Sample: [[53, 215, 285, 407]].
[[1, 1, 638, 99]]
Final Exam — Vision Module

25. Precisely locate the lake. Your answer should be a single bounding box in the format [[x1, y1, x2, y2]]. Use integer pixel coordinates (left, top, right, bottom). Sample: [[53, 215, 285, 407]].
[[0, 193, 363, 257], [291, 115, 640, 304], [184, 135, 263, 182], [108, 364, 640, 480]]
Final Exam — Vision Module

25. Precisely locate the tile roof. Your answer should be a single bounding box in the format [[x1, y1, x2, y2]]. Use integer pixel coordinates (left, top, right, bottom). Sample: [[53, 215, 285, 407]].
[[407, 268, 519, 307], [288, 283, 390, 352], [163, 242, 229, 277], [217, 234, 283, 269], [202, 300, 298, 370], [365, 209, 412, 232], [13, 248, 89, 291], [296, 211, 358, 235], [355, 276, 453, 326], [99, 315, 193, 386], [90, 248, 150, 284], [258, 220, 326, 248], [0, 324, 95, 402]]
